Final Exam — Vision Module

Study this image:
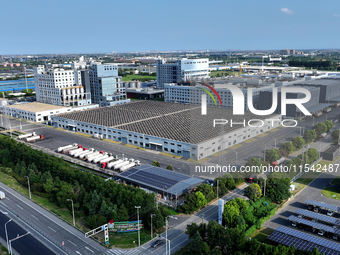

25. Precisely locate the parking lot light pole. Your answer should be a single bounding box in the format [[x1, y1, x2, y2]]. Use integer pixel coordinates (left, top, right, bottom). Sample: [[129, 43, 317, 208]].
[[24, 176, 31, 200], [5, 219, 12, 251], [135, 206, 141, 246], [67, 199, 75, 226]]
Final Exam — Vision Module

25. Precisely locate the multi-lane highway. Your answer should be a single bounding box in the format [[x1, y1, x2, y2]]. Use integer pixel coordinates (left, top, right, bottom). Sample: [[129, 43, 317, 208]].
[[0, 182, 107, 255]]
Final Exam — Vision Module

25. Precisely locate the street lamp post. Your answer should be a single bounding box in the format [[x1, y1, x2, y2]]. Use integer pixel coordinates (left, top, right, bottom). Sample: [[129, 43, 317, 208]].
[[5, 219, 12, 251], [24, 176, 31, 200], [216, 179, 220, 200], [234, 151, 238, 167], [67, 199, 75, 226], [9, 232, 30, 255], [165, 217, 168, 255], [135, 206, 141, 246], [273, 138, 277, 149], [151, 214, 156, 239]]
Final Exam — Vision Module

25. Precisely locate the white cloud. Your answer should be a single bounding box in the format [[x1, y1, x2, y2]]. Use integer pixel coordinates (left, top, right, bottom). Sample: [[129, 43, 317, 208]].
[[334, 14, 340, 18], [281, 8, 294, 15]]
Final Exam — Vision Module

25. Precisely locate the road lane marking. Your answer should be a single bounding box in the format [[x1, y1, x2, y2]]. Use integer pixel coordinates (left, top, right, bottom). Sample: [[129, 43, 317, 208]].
[[75, 251, 82, 255], [68, 240, 77, 246], [31, 215, 39, 220], [48, 226, 56, 232], [85, 246, 94, 253], [17, 205, 23, 210]]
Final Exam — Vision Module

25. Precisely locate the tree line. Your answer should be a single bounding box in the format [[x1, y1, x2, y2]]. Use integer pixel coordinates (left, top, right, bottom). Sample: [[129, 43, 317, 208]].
[[0, 135, 170, 230]]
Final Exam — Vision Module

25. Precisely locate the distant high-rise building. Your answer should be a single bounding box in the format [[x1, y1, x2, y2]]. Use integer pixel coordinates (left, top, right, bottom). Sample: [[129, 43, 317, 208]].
[[156, 58, 209, 89], [280, 49, 296, 55]]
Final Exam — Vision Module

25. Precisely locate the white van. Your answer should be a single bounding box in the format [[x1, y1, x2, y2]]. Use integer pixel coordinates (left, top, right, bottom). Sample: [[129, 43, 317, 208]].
[[0, 191, 5, 200]]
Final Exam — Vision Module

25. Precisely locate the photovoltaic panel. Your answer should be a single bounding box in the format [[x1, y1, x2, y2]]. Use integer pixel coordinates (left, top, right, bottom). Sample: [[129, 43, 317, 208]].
[[276, 226, 340, 252], [305, 200, 340, 213], [268, 231, 340, 255], [296, 209, 340, 226], [288, 215, 340, 234]]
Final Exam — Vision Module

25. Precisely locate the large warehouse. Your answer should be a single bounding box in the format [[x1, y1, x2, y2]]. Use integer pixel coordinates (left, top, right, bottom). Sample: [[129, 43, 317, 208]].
[[51, 101, 281, 159]]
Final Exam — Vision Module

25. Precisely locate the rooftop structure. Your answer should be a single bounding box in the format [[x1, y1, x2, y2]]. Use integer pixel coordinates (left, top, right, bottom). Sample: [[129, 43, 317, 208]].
[[118, 164, 204, 197]]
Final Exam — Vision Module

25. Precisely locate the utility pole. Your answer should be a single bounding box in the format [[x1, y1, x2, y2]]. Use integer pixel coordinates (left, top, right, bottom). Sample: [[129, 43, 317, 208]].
[[5, 219, 12, 251], [216, 179, 220, 200], [165, 217, 168, 255], [67, 199, 75, 226], [151, 214, 156, 239], [9, 232, 30, 255], [24, 176, 31, 199], [135, 206, 141, 246]]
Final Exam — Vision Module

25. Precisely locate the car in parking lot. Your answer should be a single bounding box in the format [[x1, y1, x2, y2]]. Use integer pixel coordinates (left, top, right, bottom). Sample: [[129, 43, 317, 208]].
[[313, 207, 319, 213], [307, 205, 313, 211], [327, 211, 334, 216], [318, 229, 325, 236], [151, 239, 164, 248]]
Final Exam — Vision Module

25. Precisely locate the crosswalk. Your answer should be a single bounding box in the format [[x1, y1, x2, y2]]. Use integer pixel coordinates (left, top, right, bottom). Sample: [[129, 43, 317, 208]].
[[102, 248, 147, 255]]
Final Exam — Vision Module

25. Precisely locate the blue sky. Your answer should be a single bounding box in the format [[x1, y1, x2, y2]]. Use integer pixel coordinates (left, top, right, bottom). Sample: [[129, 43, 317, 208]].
[[1, 0, 340, 54]]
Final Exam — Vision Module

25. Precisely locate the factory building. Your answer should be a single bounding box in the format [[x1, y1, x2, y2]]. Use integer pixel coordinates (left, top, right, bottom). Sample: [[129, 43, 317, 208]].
[[51, 101, 281, 159], [156, 58, 209, 89]]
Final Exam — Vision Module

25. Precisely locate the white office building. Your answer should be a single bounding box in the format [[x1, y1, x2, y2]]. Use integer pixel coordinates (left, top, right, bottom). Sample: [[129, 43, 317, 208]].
[[156, 58, 209, 89], [34, 65, 91, 107]]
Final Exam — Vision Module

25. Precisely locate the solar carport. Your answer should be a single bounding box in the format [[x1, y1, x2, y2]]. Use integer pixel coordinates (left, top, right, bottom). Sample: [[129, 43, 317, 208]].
[[118, 165, 204, 197]]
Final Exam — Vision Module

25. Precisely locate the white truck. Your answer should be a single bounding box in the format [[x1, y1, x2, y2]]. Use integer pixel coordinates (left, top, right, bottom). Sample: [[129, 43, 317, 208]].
[[119, 160, 141, 172], [76, 149, 94, 159], [69, 148, 84, 156], [0, 191, 5, 200], [114, 158, 131, 170], [58, 143, 78, 153], [18, 132, 36, 140], [84, 151, 100, 160], [88, 152, 105, 163], [107, 159, 123, 169], [93, 154, 109, 164]]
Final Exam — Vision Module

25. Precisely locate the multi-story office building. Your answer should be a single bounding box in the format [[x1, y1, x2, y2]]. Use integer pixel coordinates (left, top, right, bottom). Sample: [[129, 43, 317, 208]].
[[84, 63, 128, 106], [156, 58, 209, 89], [34, 65, 91, 107], [280, 49, 296, 55]]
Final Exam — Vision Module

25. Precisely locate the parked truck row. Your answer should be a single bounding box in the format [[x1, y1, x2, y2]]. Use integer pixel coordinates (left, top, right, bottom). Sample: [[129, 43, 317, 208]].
[[57, 144, 140, 174]]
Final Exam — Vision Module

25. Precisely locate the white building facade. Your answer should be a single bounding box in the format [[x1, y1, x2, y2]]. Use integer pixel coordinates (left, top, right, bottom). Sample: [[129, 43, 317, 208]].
[[34, 66, 91, 107], [156, 58, 209, 89]]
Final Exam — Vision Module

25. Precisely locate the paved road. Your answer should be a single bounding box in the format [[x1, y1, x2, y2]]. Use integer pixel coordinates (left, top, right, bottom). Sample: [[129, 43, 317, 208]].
[[0, 182, 107, 255], [0, 211, 55, 255]]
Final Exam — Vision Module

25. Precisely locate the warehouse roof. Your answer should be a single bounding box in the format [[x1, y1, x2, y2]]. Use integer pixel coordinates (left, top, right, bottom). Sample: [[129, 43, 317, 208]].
[[118, 164, 204, 197], [295, 78, 340, 86], [5, 102, 69, 112], [55, 101, 278, 144]]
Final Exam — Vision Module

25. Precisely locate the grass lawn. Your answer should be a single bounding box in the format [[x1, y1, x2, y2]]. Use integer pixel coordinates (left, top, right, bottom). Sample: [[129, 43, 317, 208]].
[[228, 144, 242, 150], [122, 75, 156, 82], [0, 243, 7, 255], [0, 170, 90, 232], [244, 138, 256, 143], [322, 186, 340, 200], [257, 133, 268, 137], [159, 152, 182, 159], [331, 175, 340, 186], [268, 128, 280, 132], [103, 139, 121, 144], [252, 228, 274, 244], [210, 70, 233, 77], [109, 229, 152, 248], [212, 150, 228, 157]]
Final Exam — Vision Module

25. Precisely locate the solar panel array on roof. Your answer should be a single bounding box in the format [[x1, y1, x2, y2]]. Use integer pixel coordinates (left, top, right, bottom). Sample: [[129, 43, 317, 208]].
[[288, 216, 340, 235], [305, 200, 340, 212], [276, 226, 340, 252], [117, 165, 203, 196], [296, 209, 340, 226], [268, 231, 340, 255]]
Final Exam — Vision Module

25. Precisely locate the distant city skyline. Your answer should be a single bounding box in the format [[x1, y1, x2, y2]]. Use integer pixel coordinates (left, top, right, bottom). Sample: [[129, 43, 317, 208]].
[[1, 0, 340, 54]]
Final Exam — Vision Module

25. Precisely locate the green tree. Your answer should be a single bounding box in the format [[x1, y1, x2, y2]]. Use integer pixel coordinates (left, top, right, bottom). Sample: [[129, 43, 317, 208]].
[[325, 120, 334, 132], [303, 129, 317, 143], [266, 178, 291, 203], [313, 122, 327, 136], [195, 191, 207, 209], [152, 161, 160, 167], [265, 149, 280, 163], [244, 183, 262, 201], [280, 142, 294, 155], [196, 184, 215, 202], [331, 129, 340, 144], [291, 137, 304, 149], [223, 202, 240, 227], [166, 165, 173, 171]]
